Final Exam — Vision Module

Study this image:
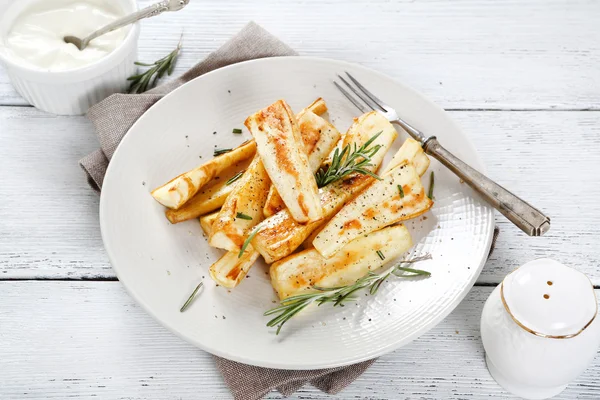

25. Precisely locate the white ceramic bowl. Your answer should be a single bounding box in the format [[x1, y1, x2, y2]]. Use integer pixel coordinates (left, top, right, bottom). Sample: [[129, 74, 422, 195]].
[[0, 0, 139, 115]]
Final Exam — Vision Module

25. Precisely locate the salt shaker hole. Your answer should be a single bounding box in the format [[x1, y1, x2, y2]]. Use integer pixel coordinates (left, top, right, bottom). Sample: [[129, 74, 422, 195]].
[[547, 281, 553, 286], [543, 294, 550, 299]]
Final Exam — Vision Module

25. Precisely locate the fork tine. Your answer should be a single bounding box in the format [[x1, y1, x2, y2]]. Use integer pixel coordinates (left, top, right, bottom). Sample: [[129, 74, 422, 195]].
[[337, 75, 385, 113], [345, 72, 389, 112], [333, 81, 367, 114]]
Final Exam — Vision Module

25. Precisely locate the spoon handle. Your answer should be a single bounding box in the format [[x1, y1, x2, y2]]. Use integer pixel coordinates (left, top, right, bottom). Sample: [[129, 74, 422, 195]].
[[81, 1, 188, 48]]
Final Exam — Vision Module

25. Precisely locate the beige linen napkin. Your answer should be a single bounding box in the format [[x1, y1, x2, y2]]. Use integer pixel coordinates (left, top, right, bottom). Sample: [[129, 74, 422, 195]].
[[80, 21, 499, 400]]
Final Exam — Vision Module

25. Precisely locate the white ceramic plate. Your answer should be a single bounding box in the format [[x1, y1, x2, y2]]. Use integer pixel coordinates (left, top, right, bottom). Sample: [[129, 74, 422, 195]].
[[100, 57, 494, 369]]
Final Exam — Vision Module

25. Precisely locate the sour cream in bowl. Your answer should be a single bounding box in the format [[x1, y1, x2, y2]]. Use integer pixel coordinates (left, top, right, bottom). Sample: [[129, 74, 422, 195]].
[[0, 0, 139, 115]]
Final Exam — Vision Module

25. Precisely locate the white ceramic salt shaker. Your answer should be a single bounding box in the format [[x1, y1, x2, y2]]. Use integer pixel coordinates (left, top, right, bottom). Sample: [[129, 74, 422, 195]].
[[481, 258, 600, 399]]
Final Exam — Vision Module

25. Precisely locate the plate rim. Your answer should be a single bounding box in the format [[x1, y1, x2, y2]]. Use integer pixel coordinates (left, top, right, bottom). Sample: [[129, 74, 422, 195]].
[[100, 55, 495, 369]]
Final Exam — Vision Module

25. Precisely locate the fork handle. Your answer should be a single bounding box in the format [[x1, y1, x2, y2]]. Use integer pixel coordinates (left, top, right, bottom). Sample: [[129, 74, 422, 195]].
[[423, 137, 550, 236]]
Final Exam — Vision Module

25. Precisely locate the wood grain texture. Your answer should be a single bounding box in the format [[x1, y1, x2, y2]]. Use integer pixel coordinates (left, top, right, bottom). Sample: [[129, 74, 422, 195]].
[[0, 0, 599, 109], [0, 282, 598, 399], [1, 107, 598, 283], [0, 108, 108, 279]]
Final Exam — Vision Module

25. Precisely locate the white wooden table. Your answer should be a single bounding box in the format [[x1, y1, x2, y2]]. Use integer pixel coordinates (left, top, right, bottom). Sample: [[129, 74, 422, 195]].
[[1, 1, 599, 398]]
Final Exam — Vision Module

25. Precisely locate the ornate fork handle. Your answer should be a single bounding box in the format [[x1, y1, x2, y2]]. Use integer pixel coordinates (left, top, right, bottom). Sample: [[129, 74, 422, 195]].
[[422, 136, 551, 236], [80, 1, 188, 49]]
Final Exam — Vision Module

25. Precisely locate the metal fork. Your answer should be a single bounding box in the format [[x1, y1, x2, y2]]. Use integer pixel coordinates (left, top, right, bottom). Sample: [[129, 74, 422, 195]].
[[335, 72, 550, 236]]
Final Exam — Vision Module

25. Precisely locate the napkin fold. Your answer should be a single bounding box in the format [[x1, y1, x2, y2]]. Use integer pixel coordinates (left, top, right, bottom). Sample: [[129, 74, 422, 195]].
[[80, 21, 500, 400]]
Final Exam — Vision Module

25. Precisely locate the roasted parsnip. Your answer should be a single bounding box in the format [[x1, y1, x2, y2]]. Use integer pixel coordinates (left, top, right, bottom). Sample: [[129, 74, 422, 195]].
[[200, 210, 261, 288], [246, 100, 322, 223], [209, 155, 271, 251], [209, 246, 260, 288], [313, 161, 433, 258], [263, 110, 341, 217], [251, 112, 398, 264], [199, 211, 220, 236], [165, 158, 252, 224], [301, 97, 327, 117], [270, 224, 412, 299], [383, 137, 430, 175], [152, 140, 257, 209]]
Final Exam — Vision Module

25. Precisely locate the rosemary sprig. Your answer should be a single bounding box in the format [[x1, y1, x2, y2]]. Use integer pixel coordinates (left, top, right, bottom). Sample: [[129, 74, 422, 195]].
[[226, 171, 244, 185], [264, 254, 432, 334], [428, 171, 435, 199], [314, 132, 384, 188], [180, 281, 203, 312], [127, 35, 182, 94]]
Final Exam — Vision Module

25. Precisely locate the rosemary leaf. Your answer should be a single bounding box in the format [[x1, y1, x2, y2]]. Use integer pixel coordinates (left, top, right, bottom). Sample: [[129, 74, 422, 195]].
[[226, 171, 244, 185], [213, 148, 232, 157], [238, 227, 260, 258], [376, 250, 385, 260], [236, 212, 252, 220], [179, 282, 204, 312], [369, 276, 386, 295], [398, 185, 405, 198], [232, 128, 242, 134], [395, 266, 431, 276]]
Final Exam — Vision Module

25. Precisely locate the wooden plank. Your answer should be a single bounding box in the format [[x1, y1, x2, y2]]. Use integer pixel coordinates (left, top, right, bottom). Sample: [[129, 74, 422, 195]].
[[0, 108, 109, 278], [1, 107, 598, 283], [452, 111, 600, 284], [0, 283, 598, 399], [1, 0, 599, 109]]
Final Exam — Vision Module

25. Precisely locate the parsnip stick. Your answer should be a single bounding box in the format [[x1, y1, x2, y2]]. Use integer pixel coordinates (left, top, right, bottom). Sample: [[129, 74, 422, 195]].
[[199, 211, 220, 237], [301, 97, 327, 117], [383, 137, 430, 175], [165, 158, 251, 224], [209, 155, 271, 251], [200, 210, 262, 288], [246, 100, 322, 223], [209, 246, 260, 288], [152, 140, 256, 210], [263, 110, 341, 217], [313, 161, 433, 258], [271, 224, 412, 299]]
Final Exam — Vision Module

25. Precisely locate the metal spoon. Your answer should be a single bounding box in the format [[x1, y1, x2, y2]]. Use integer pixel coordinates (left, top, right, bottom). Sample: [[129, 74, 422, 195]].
[[64, 0, 189, 51]]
